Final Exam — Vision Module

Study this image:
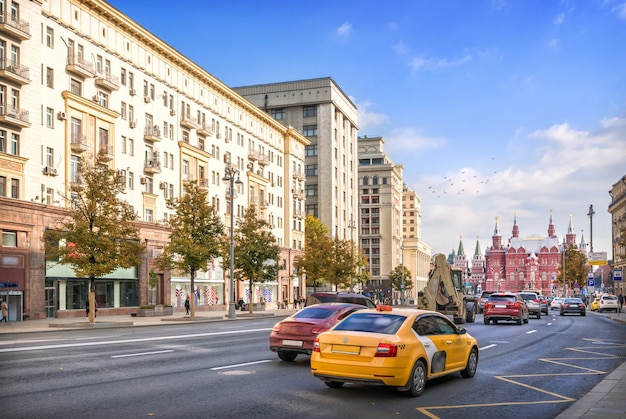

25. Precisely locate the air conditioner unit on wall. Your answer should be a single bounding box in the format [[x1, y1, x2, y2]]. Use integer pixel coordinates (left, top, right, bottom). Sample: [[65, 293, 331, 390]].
[[57, 111, 67, 120], [43, 166, 57, 176], [159, 182, 166, 190], [129, 89, 136, 96], [170, 109, 176, 116], [129, 121, 137, 128], [144, 96, 151, 103], [140, 177, 147, 185]]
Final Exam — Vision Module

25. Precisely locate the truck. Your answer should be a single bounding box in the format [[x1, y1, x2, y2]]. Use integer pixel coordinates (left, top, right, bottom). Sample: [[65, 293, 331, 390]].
[[419, 253, 477, 324]]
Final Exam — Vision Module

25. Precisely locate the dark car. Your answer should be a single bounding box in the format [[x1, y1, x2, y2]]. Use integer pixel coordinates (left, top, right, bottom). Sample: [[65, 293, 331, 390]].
[[269, 303, 366, 361], [483, 292, 529, 325], [477, 291, 494, 313], [305, 292, 376, 308], [560, 298, 586, 316]]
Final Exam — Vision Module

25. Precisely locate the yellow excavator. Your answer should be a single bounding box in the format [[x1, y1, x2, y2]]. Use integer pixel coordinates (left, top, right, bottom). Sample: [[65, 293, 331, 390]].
[[420, 253, 476, 324]]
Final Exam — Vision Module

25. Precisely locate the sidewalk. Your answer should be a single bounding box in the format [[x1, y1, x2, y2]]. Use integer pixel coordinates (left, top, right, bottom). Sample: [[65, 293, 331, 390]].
[[1, 308, 624, 418]]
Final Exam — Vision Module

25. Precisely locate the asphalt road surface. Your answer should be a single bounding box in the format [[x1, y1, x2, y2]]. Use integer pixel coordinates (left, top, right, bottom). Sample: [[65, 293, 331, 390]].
[[0, 312, 624, 418]]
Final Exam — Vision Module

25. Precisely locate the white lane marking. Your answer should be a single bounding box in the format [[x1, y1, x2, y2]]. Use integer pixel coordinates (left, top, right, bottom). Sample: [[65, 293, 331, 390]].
[[111, 350, 174, 358], [479, 344, 497, 350], [526, 330, 537, 334], [210, 360, 272, 370], [0, 327, 272, 354]]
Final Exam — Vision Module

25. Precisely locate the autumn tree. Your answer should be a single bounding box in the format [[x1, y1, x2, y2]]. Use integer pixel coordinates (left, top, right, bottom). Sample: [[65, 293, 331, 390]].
[[43, 153, 142, 323], [156, 181, 225, 318], [352, 249, 371, 291], [389, 264, 413, 303], [295, 215, 333, 291], [222, 207, 279, 313], [556, 245, 589, 294], [325, 236, 354, 291]]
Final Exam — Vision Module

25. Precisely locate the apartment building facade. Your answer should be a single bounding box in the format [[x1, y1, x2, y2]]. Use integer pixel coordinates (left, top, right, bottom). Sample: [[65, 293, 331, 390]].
[[0, 0, 307, 320], [233, 78, 359, 242]]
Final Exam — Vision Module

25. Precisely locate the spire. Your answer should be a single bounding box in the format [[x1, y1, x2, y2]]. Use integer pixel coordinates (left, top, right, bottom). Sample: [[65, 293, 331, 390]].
[[494, 216, 500, 236], [457, 236, 465, 256], [566, 214, 576, 246], [580, 230, 587, 250], [474, 236, 482, 256], [568, 214, 574, 234], [548, 209, 556, 238], [512, 210, 519, 238]]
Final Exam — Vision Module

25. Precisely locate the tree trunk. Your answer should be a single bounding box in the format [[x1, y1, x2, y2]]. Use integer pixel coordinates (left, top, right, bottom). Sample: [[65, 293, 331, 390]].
[[88, 277, 96, 323], [248, 278, 254, 314]]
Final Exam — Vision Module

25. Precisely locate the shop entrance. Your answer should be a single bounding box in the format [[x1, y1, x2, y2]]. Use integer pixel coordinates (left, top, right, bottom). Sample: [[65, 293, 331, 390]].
[[45, 280, 56, 318]]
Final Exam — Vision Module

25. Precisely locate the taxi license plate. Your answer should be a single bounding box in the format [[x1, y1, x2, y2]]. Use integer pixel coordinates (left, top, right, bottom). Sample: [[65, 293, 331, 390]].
[[331, 344, 360, 354], [282, 340, 303, 347]]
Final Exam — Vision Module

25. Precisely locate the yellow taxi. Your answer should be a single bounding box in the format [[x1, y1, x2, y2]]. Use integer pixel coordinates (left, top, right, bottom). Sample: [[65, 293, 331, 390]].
[[310, 306, 479, 397], [590, 297, 600, 311]]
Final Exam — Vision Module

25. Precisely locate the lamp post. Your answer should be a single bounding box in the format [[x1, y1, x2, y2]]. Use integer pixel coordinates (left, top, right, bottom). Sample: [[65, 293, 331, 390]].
[[348, 217, 356, 293], [587, 204, 595, 253], [400, 242, 405, 306], [222, 166, 243, 320]]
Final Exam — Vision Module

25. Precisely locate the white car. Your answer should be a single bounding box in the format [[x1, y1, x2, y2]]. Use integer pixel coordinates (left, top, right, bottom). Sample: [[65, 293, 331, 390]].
[[597, 295, 619, 313], [550, 298, 563, 310]]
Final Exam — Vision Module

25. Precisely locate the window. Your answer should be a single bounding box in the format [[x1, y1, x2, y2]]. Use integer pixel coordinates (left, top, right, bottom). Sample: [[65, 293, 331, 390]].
[[46, 27, 54, 48], [120, 102, 126, 119], [70, 78, 81, 95], [46, 67, 54, 88], [305, 144, 318, 156], [2, 231, 17, 247], [303, 105, 317, 117], [0, 176, 5, 197], [70, 155, 80, 182], [128, 138, 134, 156], [9, 133, 18, 155], [271, 108, 285, 120], [0, 130, 4, 152], [45, 147, 53, 167], [303, 125, 317, 137], [120, 68, 126, 86], [305, 164, 318, 176], [98, 128, 109, 154], [145, 209, 153, 222], [121, 136, 127, 154], [45, 107, 53, 128], [128, 172, 134, 190], [305, 184, 318, 196], [10, 178, 19, 198]]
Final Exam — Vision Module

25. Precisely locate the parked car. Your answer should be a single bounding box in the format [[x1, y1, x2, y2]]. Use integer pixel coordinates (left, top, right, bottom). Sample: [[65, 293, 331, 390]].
[[590, 297, 600, 311], [518, 292, 541, 318], [560, 298, 586, 316], [477, 291, 494, 313], [538, 295, 549, 315], [483, 292, 529, 325], [305, 292, 377, 308], [550, 298, 563, 311], [269, 303, 366, 361], [596, 295, 619, 313], [311, 307, 479, 397]]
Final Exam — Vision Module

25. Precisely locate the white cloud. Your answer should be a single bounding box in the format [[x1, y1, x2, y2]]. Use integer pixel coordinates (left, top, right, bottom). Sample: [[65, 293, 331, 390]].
[[612, 2, 626, 20], [336, 22, 352, 37], [353, 99, 390, 131], [384, 127, 447, 154], [409, 53, 472, 73], [392, 41, 410, 55]]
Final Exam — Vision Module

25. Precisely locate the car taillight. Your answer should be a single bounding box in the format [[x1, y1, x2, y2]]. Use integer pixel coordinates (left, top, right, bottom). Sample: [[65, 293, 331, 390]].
[[311, 326, 327, 334], [313, 338, 320, 353], [271, 324, 281, 332], [484, 302, 492, 309], [375, 343, 397, 357], [513, 302, 521, 308]]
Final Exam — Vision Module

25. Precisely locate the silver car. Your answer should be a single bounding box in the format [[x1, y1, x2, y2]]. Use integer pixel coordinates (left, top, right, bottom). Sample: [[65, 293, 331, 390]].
[[518, 292, 541, 319]]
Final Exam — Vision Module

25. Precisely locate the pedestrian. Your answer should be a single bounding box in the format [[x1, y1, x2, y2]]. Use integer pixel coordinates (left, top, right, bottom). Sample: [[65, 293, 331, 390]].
[[185, 295, 190, 315], [238, 298, 245, 311], [619, 294, 624, 313], [85, 300, 90, 319], [0, 299, 8, 323]]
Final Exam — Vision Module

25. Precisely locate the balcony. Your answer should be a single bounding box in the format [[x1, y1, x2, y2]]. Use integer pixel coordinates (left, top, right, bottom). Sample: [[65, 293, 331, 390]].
[[257, 153, 271, 166], [198, 178, 209, 189], [98, 144, 114, 161], [0, 105, 30, 128], [0, 12, 30, 40], [144, 159, 161, 174], [250, 197, 268, 209], [94, 72, 120, 91], [292, 188, 305, 200], [292, 170, 306, 181], [70, 134, 89, 153], [180, 114, 200, 129], [66, 55, 94, 78], [293, 209, 306, 219], [0, 59, 30, 85], [197, 123, 213, 136], [143, 126, 161, 142]]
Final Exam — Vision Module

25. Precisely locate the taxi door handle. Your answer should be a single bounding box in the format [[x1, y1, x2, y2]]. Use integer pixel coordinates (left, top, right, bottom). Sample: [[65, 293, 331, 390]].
[[446, 340, 452, 344]]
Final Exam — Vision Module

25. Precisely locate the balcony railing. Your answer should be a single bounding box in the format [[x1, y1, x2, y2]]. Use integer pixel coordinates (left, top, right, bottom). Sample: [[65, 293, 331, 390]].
[[197, 123, 214, 136], [94, 72, 120, 90], [144, 125, 161, 142], [66, 55, 94, 78], [0, 12, 30, 40], [0, 105, 30, 128], [98, 144, 114, 161], [144, 159, 162, 174], [180, 114, 200, 129], [0, 59, 30, 84], [70, 134, 89, 153]]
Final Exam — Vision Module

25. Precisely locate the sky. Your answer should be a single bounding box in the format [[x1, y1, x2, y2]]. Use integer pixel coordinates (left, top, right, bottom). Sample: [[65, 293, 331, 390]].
[[107, 0, 626, 259]]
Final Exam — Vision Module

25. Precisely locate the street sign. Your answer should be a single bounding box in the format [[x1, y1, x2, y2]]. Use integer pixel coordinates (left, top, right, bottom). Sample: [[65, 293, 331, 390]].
[[0, 282, 18, 288], [614, 269, 623, 281], [588, 252, 608, 266]]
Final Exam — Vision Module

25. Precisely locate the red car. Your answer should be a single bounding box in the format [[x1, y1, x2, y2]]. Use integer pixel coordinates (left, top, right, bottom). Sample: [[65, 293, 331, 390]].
[[483, 292, 529, 325], [269, 303, 366, 361]]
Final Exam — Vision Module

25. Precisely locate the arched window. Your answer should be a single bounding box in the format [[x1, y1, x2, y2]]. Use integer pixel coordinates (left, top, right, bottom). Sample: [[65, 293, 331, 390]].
[[363, 176, 369, 186], [372, 175, 379, 185]]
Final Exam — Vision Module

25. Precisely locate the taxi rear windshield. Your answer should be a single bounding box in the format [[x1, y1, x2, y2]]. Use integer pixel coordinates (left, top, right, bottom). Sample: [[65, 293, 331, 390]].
[[333, 313, 405, 334]]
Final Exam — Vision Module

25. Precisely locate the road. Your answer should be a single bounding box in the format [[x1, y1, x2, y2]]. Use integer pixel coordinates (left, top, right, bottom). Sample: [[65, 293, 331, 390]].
[[0, 311, 624, 419]]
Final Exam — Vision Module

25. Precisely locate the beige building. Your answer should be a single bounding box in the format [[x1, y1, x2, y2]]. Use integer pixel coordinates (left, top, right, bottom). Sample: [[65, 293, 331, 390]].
[[0, 0, 307, 320], [402, 184, 432, 301], [233, 78, 359, 242], [609, 175, 626, 297]]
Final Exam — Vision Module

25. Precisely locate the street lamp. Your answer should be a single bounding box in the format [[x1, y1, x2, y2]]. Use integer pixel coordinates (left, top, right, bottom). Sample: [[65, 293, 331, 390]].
[[400, 242, 405, 306], [222, 166, 243, 320]]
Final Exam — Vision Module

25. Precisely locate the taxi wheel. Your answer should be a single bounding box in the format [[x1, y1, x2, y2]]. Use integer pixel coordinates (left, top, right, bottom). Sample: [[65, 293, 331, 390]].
[[277, 350, 297, 362], [402, 360, 426, 397], [325, 381, 344, 389], [461, 347, 478, 378]]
